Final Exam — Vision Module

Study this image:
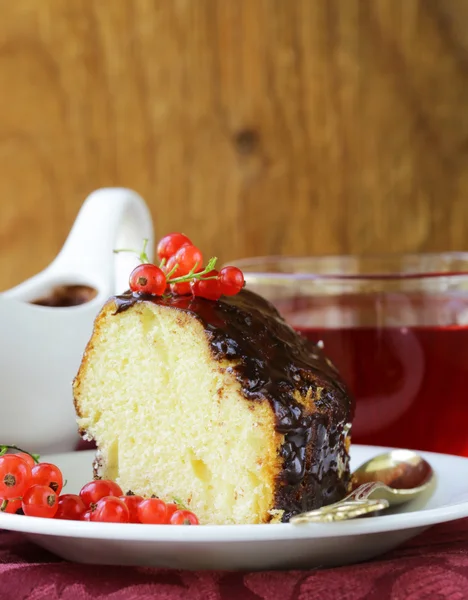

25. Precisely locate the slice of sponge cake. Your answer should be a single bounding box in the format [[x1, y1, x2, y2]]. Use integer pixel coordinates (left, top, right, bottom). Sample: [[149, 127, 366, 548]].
[[73, 288, 353, 524]]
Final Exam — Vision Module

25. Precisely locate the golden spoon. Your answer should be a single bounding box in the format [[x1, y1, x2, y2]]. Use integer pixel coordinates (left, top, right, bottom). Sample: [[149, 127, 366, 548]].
[[290, 449, 434, 524]]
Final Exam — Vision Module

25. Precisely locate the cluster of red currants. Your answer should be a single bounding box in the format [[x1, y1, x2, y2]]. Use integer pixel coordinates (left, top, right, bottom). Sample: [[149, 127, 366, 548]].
[[0, 448, 199, 525], [71, 480, 199, 525], [122, 232, 245, 301]]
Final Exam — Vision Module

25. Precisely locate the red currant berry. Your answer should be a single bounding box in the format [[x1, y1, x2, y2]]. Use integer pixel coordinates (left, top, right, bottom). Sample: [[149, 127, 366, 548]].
[[15, 453, 36, 469], [92, 496, 130, 523], [157, 233, 192, 262], [129, 264, 166, 296], [171, 282, 192, 296], [0, 455, 32, 499], [79, 480, 123, 507], [165, 503, 179, 523], [55, 494, 86, 520], [119, 494, 144, 523], [219, 266, 245, 296], [137, 498, 167, 524], [169, 509, 199, 525], [22, 485, 58, 518], [192, 271, 222, 301], [31, 463, 63, 495], [0, 497, 22, 514], [171, 245, 203, 277]]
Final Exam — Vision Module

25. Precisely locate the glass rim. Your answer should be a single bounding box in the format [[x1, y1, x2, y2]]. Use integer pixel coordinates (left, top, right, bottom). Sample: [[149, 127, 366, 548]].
[[229, 251, 468, 282]]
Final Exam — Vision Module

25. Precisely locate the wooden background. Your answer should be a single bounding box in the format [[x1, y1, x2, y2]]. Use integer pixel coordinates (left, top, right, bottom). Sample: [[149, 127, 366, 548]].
[[0, 0, 467, 289]]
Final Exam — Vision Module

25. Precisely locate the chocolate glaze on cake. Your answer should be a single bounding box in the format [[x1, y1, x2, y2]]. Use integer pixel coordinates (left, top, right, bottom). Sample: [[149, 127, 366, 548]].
[[113, 288, 354, 521]]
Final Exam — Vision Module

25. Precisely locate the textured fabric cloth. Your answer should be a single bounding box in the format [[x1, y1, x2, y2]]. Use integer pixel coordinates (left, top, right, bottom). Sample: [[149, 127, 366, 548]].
[[1, 519, 468, 600]]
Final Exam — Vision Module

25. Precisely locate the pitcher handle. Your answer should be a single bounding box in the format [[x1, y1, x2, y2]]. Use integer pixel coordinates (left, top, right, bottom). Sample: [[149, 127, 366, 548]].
[[51, 188, 154, 294]]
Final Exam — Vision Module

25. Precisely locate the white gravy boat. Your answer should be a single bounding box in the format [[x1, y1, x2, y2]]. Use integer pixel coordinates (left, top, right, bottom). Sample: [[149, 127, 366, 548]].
[[0, 188, 153, 453]]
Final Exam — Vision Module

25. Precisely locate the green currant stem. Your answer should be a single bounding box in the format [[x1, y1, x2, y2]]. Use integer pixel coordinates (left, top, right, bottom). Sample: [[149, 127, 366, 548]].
[[140, 238, 150, 263], [169, 273, 219, 284], [172, 496, 188, 509], [0, 445, 40, 464], [165, 262, 180, 279], [114, 238, 150, 264], [1, 495, 22, 512], [168, 257, 218, 284]]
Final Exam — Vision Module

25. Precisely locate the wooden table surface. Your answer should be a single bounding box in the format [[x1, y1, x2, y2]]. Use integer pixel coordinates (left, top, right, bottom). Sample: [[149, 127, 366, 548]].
[[0, 0, 467, 289]]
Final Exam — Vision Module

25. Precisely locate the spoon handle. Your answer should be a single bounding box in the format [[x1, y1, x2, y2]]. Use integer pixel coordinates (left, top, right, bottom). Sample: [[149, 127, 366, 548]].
[[290, 483, 390, 524]]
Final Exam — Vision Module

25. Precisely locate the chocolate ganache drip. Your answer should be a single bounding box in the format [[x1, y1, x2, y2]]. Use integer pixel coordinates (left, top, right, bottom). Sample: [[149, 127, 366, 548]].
[[113, 288, 354, 519]]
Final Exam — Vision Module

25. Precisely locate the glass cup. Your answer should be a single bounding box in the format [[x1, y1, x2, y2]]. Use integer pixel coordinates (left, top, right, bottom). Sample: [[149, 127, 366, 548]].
[[230, 253, 468, 456]]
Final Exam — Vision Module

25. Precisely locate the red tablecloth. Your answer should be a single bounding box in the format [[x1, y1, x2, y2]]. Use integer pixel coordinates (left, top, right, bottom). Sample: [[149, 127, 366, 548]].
[[1, 519, 468, 600]]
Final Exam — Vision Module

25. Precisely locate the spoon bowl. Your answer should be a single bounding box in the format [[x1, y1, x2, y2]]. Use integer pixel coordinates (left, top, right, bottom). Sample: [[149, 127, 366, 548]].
[[351, 449, 434, 504], [291, 449, 435, 524]]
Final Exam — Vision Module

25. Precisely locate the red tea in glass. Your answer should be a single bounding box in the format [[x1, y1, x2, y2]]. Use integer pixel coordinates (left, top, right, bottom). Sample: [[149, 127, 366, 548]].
[[233, 255, 468, 456]]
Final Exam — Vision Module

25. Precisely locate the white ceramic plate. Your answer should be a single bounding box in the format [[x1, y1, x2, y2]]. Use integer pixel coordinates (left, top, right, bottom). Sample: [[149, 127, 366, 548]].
[[1, 445, 468, 571]]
